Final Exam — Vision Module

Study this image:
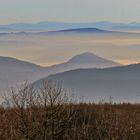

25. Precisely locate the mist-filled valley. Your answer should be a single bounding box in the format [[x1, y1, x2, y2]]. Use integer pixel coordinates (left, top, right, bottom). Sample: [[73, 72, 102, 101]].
[[0, 29, 140, 66], [0, 29, 140, 103]]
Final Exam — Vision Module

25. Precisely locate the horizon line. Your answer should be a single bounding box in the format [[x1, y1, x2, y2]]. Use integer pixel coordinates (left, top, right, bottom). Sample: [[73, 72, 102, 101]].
[[0, 20, 140, 26]]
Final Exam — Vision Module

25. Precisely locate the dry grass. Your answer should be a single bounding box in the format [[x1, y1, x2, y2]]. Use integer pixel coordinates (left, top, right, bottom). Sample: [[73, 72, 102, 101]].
[[0, 81, 140, 140]]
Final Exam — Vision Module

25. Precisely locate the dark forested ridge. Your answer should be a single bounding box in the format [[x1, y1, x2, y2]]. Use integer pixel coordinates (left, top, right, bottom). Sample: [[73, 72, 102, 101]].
[[35, 64, 140, 102]]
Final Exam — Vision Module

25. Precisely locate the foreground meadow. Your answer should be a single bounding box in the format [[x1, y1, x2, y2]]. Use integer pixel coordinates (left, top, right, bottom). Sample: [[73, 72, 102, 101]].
[[0, 81, 140, 140]]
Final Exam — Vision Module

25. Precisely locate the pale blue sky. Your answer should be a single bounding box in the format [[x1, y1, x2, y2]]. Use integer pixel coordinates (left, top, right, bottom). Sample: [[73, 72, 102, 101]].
[[0, 0, 140, 24]]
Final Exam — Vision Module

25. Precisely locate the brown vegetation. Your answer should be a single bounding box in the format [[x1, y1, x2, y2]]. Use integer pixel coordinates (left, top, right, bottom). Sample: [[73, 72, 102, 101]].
[[0, 81, 140, 140]]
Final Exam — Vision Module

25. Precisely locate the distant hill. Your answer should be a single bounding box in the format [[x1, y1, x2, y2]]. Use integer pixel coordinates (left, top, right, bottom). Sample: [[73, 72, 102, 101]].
[[0, 56, 47, 91], [44, 52, 120, 75], [52, 28, 110, 34], [0, 56, 40, 69], [35, 64, 140, 103], [68, 52, 118, 65], [37, 28, 116, 36]]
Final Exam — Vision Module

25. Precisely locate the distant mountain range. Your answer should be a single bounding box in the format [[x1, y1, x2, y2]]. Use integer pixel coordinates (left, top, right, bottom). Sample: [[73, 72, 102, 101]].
[[0, 28, 111, 35], [1, 52, 140, 102], [35, 64, 140, 103], [0, 52, 119, 92], [1, 21, 140, 32], [1, 27, 140, 37]]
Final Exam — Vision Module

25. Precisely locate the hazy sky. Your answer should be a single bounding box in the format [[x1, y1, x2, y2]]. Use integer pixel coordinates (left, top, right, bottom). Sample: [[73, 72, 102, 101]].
[[0, 0, 140, 24]]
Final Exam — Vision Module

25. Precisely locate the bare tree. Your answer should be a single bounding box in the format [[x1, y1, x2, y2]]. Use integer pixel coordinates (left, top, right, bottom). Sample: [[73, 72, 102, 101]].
[[2, 80, 78, 140], [37, 80, 78, 140]]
